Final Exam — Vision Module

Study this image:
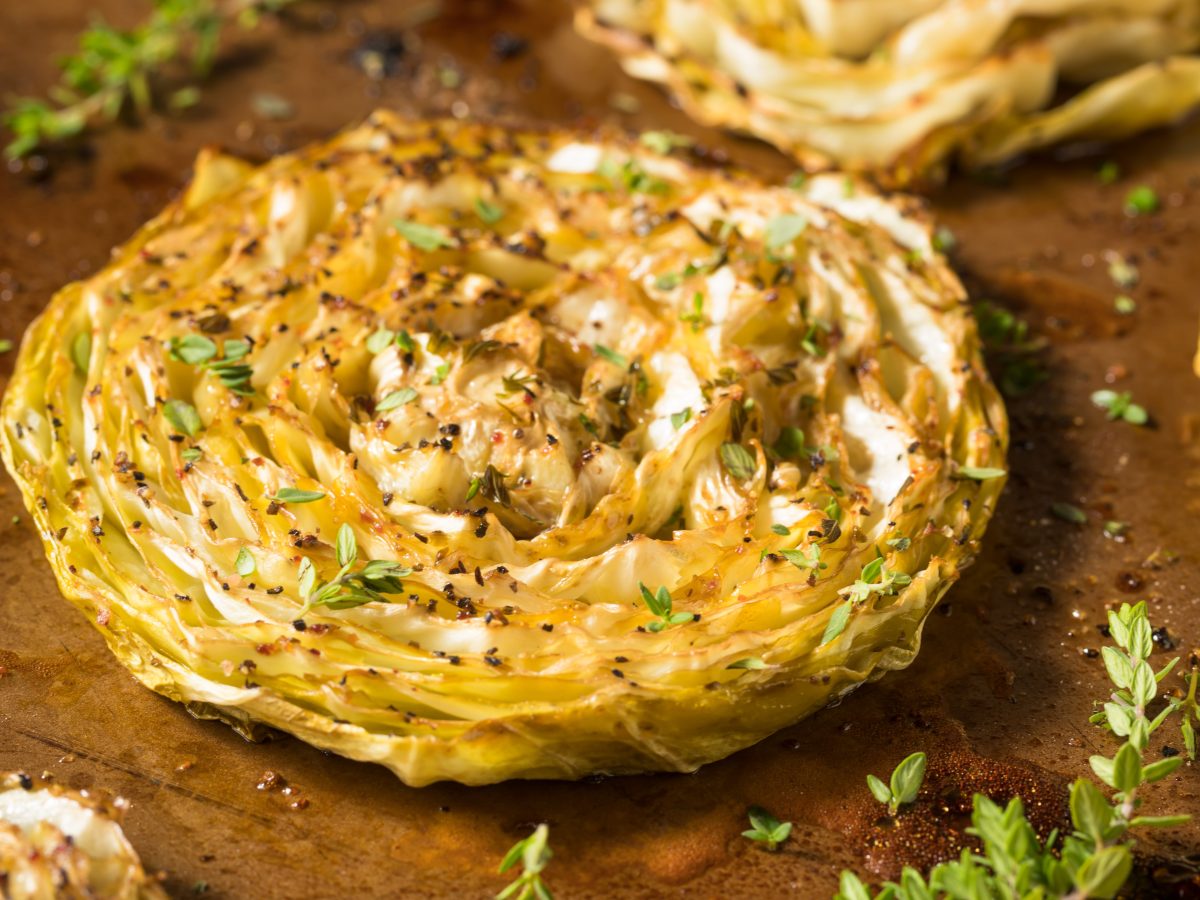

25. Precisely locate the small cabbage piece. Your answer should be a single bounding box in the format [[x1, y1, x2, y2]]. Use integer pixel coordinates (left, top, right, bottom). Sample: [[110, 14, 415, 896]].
[[0, 115, 1006, 785], [0, 772, 164, 899], [577, 0, 1200, 183]]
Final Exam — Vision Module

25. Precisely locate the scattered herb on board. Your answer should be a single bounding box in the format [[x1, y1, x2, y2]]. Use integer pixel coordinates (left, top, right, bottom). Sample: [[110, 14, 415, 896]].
[[497, 824, 553, 900], [743, 806, 793, 852], [1051, 502, 1088, 524], [4, 0, 301, 159], [836, 601, 1192, 900], [1091, 390, 1148, 425], [972, 300, 1047, 397], [865, 751, 927, 816], [1124, 185, 1159, 216]]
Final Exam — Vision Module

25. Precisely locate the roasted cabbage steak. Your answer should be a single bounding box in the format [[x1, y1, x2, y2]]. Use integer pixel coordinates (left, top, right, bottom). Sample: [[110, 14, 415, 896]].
[[577, 0, 1200, 183], [0, 115, 1006, 785], [0, 772, 164, 899]]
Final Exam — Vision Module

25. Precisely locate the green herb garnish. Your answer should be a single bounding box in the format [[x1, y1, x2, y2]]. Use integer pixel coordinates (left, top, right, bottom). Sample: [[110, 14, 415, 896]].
[[376, 387, 418, 412], [679, 292, 705, 332], [477, 464, 510, 507], [1124, 185, 1159, 216], [820, 600, 852, 645], [973, 299, 1048, 397], [720, 442, 756, 481], [394, 219, 456, 252], [497, 824, 553, 900], [499, 371, 537, 398], [168, 334, 217, 365], [742, 806, 792, 852], [639, 130, 691, 155], [170, 334, 253, 394], [764, 213, 807, 252], [3, 0, 299, 159], [932, 226, 957, 254], [474, 197, 504, 225], [866, 751, 927, 816], [840, 556, 911, 604], [71, 332, 91, 375], [235, 546, 255, 577], [163, 399, 202, 437], [838, 601, 1193, 900], [593, 344, 627, 368], [1103, 520, 1128, 539], [597, 157, 668, 194], [727, 657, 766, 670], [1051, 502, 1087, 525], [367, 328, 396, 354], [772, 427, 806, 461], [1091, 389, 1148, 425], [297, 525, 412, 614], [957, 466, 1006, 481], [273, 487, 325, 504], [780, 544, 826, 575], [800, 321, 827, 357], [638, 582, 694, 632]]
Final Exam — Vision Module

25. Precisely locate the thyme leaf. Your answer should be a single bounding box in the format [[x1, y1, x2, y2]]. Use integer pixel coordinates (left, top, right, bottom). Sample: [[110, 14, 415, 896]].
[[742, 806, 792, 852], [4, 0, 300, 159]]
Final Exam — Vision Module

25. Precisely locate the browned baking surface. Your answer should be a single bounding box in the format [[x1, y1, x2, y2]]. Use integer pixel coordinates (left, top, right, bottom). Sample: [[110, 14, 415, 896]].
[[1, 2, 1198, 897]]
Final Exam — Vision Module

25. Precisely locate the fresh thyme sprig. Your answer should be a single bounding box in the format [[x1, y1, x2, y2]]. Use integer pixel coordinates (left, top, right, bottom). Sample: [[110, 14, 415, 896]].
[[4, 0, 300, 159], [295, 523, 412, 615], [973, 300, 1048, 398], [1168, 667, 1200, 759], [497, 824, 553, 900], [499, 371, 537, 399], [169, 334, 254, 394], [163, 398, 203, 437], [836, 600, 1190, 900], [779, 543, 826, 576], [840, 556, 911, 604], [865, 752, 927, 817], [1091, 390, 1148, 426], [466, 464, 511, 507], [743, 806, 792, 852], [679, 293, 705, 332], [638, 582, 695, 632]]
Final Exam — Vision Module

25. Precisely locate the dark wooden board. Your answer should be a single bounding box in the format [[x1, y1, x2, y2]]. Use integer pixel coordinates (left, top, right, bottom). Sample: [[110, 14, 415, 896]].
[[1, 2, 1198, 896]]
